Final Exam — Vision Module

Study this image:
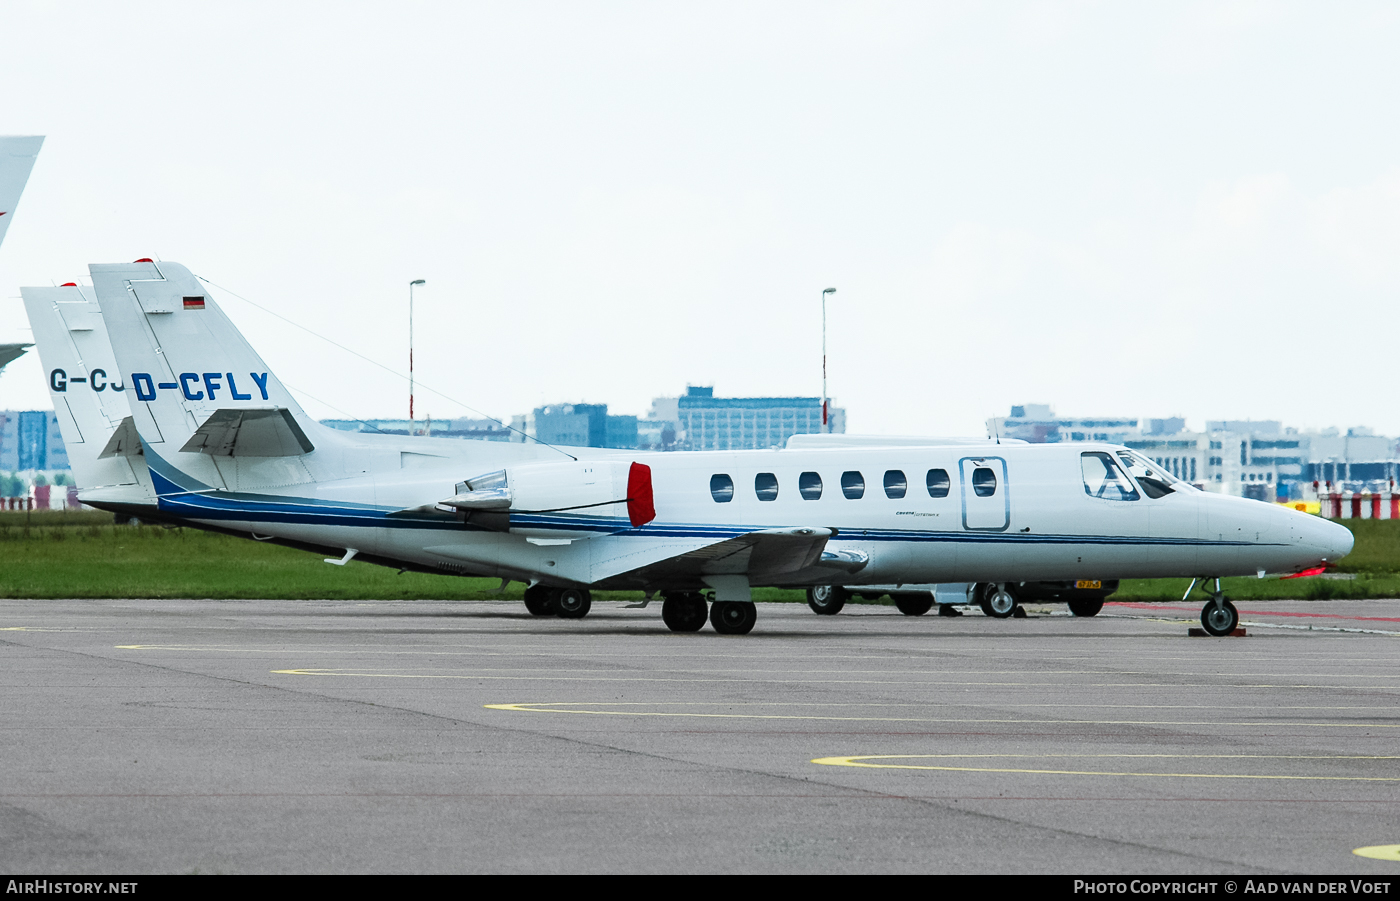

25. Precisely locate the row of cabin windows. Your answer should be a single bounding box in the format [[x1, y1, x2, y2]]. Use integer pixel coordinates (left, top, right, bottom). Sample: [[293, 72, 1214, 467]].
[[709, 468, 968, 503]]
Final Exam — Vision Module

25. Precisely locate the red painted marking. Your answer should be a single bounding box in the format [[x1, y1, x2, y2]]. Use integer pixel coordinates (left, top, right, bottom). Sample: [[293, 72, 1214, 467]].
[[1108, 601, 1400, 623], [60, 282, 76, 287], [626, 461, 655, 528], [133, 257, 153, 263], [1281, 566, 1328, 580], [0, 211, 7, 216], [183, 297, 205, 310]]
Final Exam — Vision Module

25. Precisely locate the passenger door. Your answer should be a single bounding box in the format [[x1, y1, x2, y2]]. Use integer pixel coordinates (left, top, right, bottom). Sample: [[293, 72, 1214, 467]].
[[959, 457, 1009, 531]]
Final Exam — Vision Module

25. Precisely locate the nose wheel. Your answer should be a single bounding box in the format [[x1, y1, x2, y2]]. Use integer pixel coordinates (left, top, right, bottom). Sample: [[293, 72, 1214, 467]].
[[1200, 596, 1239, 636], [1188, 578, 1240, 636]]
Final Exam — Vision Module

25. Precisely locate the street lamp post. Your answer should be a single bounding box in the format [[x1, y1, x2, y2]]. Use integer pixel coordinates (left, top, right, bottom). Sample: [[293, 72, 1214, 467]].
[[409, 279, 425, 435], [822, 287, 836, 433]]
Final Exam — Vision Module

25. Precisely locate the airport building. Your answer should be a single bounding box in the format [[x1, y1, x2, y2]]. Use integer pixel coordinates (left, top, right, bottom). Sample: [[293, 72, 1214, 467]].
[[0, 410, 69, 474], [507, 404, 640, 450], [321, 417, 513, 441], [671, 386, 845, 451], [990, 405, 1400, 502]]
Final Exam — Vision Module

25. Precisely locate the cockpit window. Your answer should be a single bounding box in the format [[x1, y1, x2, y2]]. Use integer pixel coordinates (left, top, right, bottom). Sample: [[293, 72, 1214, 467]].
[[1116, 450, 1180, 499], [1081, 452, 1140, 501]]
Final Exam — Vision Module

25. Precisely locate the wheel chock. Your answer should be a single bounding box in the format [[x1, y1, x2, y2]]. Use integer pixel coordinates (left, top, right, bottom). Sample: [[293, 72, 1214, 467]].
[[1188, 627, 1247, 637]]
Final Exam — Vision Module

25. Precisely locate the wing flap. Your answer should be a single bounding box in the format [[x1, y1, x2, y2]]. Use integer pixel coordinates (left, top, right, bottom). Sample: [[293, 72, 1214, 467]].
[[607, 527, 833, 587]]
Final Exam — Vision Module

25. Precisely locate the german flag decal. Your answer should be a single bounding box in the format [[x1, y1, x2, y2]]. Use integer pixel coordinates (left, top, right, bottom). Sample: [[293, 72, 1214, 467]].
[[183, 296, 206, 310]]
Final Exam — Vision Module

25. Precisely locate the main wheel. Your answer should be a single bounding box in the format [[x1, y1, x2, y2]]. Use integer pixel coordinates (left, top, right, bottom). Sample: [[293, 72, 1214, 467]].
[[893, 595, 935, 616], [555, 588, 592, 619], [662, 593, 708, 632], [710, 601, 757, 635], [523, 585, 555, 616], [1200, 599, 1239, 636], [980, 583, 1018, 618], [806, 585, 847, 615], [1068, 598, 1104, 617]]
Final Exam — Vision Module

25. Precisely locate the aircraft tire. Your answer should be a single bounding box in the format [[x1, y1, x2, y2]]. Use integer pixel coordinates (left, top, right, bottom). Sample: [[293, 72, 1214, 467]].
[[1200, 599, 1239, 636], [1068, 599, 1104, 617], [710, 601, 757, 635], [662, 593, 708, 632], [893, 595, 935, 616], [555, 588, 592, 619], [806, 585, 847, 615], [523, 585, 556, 616], [980, 583, 1018, 619]]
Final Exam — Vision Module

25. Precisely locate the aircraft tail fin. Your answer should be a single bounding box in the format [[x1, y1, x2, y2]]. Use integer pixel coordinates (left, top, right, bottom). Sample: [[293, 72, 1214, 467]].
[[91, 261, 331, 493], [20, 285, 155, 508], [0, 136, 43, 251]]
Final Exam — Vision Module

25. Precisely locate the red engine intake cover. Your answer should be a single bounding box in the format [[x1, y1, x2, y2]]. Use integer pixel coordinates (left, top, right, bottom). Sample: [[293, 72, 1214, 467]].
[[627, 461, 655, 528]]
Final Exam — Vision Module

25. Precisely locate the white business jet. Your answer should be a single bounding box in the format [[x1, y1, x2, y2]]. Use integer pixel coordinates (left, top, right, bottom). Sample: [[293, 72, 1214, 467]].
[[20, 259, 1347, 637]]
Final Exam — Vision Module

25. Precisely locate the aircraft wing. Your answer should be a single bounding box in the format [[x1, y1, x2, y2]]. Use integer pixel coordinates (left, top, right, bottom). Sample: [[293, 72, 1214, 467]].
[[607, 527, 834, 590]]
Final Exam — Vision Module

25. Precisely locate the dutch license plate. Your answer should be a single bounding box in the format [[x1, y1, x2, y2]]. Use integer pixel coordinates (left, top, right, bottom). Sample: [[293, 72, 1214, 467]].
[[1075, 580, 1102, 590]]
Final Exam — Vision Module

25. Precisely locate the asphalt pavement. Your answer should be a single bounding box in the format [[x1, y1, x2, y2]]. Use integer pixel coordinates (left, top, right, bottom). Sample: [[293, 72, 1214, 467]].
[[2, 596, 1398, 874]]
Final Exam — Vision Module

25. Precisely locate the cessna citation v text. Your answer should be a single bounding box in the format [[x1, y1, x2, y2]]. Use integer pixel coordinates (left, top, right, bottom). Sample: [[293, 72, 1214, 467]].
[[24, 261, 1352, 636]]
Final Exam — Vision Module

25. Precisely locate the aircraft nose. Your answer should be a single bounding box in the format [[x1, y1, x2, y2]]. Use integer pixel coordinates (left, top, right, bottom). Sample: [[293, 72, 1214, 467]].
[[1308, 516, 1354, 562]]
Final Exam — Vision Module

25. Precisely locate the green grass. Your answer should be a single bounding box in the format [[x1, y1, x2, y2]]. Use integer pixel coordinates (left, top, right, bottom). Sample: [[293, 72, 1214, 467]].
[[2, 510, 1395, 601], [0, 511, 805, 601]]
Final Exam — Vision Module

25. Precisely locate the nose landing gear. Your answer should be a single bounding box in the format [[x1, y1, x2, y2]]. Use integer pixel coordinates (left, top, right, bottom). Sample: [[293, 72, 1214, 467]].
[[1190, 578, 1240, 636]]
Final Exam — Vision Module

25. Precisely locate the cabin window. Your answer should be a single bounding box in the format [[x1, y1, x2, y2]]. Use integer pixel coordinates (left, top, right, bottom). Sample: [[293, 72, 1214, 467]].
[[884, 470, 907, 499], [755, 472, 779, 501], [926, 468, 950, 498], [972, 467, 998, 498], [710, 473, 734, 503], [841, 471, 865, 499], [799, 471, 823, 500], [1080, 452, 1139, 501]]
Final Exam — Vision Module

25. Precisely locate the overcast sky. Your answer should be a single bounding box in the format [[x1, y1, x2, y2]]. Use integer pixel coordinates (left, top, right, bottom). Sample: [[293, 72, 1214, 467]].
[[1, 1, 1398, 437]]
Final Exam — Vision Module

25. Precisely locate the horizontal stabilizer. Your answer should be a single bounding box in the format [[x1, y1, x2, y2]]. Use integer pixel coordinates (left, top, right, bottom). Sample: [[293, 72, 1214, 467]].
[[98, 416, 144, 459], [179, 407, 314, 457]]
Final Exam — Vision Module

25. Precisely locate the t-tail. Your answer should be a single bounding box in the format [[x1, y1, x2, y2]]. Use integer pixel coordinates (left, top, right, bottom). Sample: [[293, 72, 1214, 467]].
[[91, 261, 332, 499], [0, 136, 43, 250], [20, 284, 155, 514]]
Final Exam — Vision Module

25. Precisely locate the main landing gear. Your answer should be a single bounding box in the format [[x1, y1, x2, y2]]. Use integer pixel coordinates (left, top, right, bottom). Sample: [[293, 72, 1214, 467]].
[[522, 585, 592, 619], [1189, 577, 1240, 636], [662, 592, 708, 632], [663, 592, 756, 634], [710, 600, 757, 635]]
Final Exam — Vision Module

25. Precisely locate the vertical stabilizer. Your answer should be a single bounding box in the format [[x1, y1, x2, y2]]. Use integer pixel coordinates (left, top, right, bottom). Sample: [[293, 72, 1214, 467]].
[[92, 261, 327, 493], [0, 136, 44, 250], [20, 285, 156, 510]]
